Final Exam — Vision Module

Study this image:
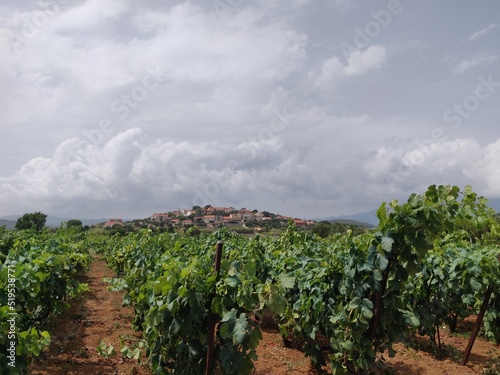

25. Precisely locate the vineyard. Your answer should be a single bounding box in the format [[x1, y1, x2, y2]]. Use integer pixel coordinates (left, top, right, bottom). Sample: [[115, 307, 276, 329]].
[[1, 185, 500, 374], [0, 226, 92, 374]]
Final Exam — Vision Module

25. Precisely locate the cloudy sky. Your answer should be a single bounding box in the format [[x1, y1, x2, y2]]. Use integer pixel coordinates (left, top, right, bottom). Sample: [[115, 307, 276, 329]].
[[1, 0, 499, 220]]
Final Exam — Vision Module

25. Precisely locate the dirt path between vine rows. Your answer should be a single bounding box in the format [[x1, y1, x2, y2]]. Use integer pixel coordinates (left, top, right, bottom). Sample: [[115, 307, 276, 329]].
[[29, 257, 500, 374], [29, 258, 151, 375]]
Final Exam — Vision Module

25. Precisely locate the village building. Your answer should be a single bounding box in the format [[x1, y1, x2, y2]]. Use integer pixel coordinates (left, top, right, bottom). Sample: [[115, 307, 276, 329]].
[[104, 218, 123, 227]]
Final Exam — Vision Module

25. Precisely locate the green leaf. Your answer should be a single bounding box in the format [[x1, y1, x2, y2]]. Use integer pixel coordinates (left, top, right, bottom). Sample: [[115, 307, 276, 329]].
[[225, 276, 240, 287], [376, 255, 389, 271], [268, 286, 287, 315], [361, 306, 373, 320], [245, 261, 256, 278], [120, 346, 131, 358], [222, 309, 237, 323], [278, 273, 295, 289], [249, 326, 262, 350], [405, 315, 420, 327], [233, 314, 247, 344], [348, 297, 361, 310], [219, 322, 230, 340], [362, 298, 374, 309], [345, 267, 355, 278], [376, 203, 388, 227], [381, 236, 394, 253], [470, 278, 482, 292], [342, 340, 354, 351], [132, 348, 141, 360]]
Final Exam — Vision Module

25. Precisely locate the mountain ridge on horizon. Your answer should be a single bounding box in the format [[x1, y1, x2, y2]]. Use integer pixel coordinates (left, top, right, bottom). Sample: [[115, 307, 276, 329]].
[[321, 209, 379, 227], [321, 197, 500, 227]]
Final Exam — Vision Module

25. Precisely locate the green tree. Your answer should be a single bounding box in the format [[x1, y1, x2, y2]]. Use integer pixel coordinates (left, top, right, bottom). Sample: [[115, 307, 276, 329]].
[[66, 219, 83, 229], [311, 221, 331, 238], [15, 212, 47, 231]]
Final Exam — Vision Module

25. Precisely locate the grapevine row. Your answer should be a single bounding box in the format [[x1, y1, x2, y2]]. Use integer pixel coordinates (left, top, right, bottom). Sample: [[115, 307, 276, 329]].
[[96, 185, 500, 374], [0, 228, 92, 374]]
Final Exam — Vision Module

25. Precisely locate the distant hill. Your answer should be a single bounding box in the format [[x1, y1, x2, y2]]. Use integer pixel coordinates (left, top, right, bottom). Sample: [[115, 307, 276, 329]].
[[44, 216, 109, 228], [0, 219, 16, 230], [488, 198, 500, 213], [323, 209, 378, 227], [0, 215, 108, 228], [327, 218, 375, 228]]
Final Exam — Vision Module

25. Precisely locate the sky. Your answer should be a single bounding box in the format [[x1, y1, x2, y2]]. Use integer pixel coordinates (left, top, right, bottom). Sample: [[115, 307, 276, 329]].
[[0, 0, 499, 220]]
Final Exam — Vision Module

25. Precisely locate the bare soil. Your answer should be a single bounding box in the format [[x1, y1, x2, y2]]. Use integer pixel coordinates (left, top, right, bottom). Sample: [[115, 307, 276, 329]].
[[29, 258, 150, 375], [29, 258, 500, 374]]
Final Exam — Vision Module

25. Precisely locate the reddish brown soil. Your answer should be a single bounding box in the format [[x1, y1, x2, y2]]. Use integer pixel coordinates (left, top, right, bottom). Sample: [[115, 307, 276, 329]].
[[254, 324, 500, 374], [29, 258, 500, 374], [373, 326, 500, 375], [29, 258, 151, 375]]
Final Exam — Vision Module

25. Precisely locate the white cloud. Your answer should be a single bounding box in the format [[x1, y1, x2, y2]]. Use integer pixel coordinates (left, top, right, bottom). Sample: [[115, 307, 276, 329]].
[[1, 1, 308, 121], [365, 138, 500, 200], [1, 1, 500, 218], [343, 45, 387, 76], [0, 0, 310, 178], [316, 56, 344, 84], [466, 23, 497, 42], [2, 123, 500, 219], [453, 52, 497, 75], [316, 45, 386, 84], [54, 0, 128, 31], [0, 128, 299, 217]]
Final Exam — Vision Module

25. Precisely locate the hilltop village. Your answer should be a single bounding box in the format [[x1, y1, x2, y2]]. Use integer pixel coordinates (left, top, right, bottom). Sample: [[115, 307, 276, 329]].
[[102, 205, 315, 234], [149, 205, 315, 229]]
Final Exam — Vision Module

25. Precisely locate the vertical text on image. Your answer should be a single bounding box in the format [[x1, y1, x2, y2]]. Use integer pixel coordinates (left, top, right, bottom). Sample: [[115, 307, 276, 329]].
[[6, 264, 17, 368]]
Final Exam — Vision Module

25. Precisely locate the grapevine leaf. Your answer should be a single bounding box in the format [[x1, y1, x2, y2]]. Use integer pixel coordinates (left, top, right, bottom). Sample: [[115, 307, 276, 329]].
[[249, 326, 262, 350], [222, 309, 237, 323], [278, 273, 295, 289], [376, 255, 389, 271], [268, 286, 287, 315], [381, 237, 394, 253], [225, 276, 240, 287], [342, 340, 354, 351], [233, 314, 247, 344], [470, 278, 482, 292], [348, 297, 361, 310], [362, 298, 374, 309], [361, 306, 373, 320]]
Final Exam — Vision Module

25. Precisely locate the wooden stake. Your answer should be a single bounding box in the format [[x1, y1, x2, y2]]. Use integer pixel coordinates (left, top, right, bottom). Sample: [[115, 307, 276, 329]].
[[205, 241, 223, 375], [461, 286, 493, 366]]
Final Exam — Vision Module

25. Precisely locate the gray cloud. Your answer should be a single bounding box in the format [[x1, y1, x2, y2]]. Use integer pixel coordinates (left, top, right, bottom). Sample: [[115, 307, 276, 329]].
[[2, 125, 500, 219], [1, 1, 500, 219]]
